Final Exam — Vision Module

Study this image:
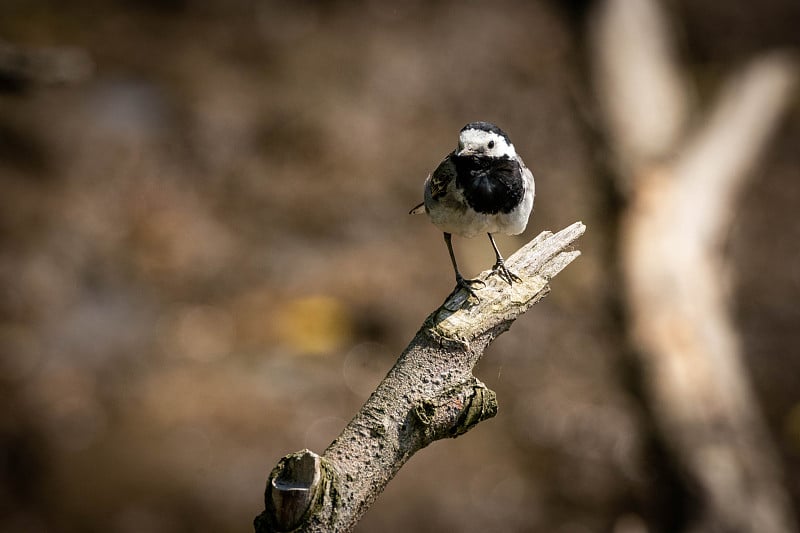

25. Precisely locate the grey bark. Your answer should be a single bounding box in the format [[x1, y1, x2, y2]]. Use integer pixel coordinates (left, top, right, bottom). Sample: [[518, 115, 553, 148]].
[[255, 221, 586, 532]]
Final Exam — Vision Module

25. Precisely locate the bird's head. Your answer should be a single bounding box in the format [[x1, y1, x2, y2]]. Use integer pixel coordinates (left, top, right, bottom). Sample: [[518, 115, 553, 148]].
[[457, 121, 516, 159]]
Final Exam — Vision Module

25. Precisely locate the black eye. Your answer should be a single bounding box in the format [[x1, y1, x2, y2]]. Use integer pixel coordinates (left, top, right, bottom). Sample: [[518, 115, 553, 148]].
[[488, 140, 495, 149]]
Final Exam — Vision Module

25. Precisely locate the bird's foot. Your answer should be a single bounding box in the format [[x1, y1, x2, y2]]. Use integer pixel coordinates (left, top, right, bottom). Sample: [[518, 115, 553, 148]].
[[455, 274, 485, 299], [491, 260, 521, 285]]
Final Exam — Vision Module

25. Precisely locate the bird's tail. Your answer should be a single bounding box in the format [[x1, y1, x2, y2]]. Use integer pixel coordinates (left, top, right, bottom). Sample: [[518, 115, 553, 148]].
[[409, 202, 425, 215]]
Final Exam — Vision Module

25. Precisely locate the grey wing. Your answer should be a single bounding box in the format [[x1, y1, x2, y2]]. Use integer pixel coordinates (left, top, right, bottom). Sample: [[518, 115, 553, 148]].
[[428, 154, 457, 201], [522, 162, 534, 199]]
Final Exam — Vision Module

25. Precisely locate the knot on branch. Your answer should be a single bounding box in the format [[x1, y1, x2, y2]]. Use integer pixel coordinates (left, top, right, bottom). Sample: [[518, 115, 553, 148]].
[[411, 377, 498, 441], [255, 449, 338, 533]]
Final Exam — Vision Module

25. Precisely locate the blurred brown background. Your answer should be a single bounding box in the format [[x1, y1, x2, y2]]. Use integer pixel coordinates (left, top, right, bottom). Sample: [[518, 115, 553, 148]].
[[0, 1, 798, 532]]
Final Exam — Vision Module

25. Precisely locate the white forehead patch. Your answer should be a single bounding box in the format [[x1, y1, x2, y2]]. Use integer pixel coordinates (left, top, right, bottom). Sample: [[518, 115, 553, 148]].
[[458, 128, 516, 158]]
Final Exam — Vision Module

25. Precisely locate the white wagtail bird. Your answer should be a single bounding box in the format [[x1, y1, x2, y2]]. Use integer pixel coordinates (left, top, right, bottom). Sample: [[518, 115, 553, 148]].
[[410, 121, 535, 298]]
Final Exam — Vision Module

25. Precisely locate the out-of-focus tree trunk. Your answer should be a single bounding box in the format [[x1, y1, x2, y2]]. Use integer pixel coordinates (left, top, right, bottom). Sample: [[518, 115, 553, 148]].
[[589, 0, 798, 531]]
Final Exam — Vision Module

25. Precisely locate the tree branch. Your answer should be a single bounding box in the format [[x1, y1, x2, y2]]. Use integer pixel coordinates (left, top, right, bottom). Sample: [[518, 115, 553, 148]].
[[590, 0, 798, 530], [254, 221, 586, 532]]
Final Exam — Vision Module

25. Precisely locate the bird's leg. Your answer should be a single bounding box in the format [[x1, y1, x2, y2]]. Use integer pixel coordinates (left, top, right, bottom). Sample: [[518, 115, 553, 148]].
[[488, 233, 521, 285], [444, 233, 485, 297]]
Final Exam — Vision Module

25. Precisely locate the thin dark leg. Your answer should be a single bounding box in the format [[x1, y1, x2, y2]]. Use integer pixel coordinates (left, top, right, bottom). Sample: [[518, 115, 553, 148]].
[[444, 233, 484, 297], [488, 233, 521, 285]]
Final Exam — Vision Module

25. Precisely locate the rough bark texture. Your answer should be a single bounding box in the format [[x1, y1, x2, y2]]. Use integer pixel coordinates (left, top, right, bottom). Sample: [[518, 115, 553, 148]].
[[590, 0, 798, 531], [255, 221, 585, 532]]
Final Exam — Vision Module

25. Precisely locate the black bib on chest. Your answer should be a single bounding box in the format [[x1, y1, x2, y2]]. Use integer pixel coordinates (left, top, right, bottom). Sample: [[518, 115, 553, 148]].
[[453, 154, 523, 215]]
